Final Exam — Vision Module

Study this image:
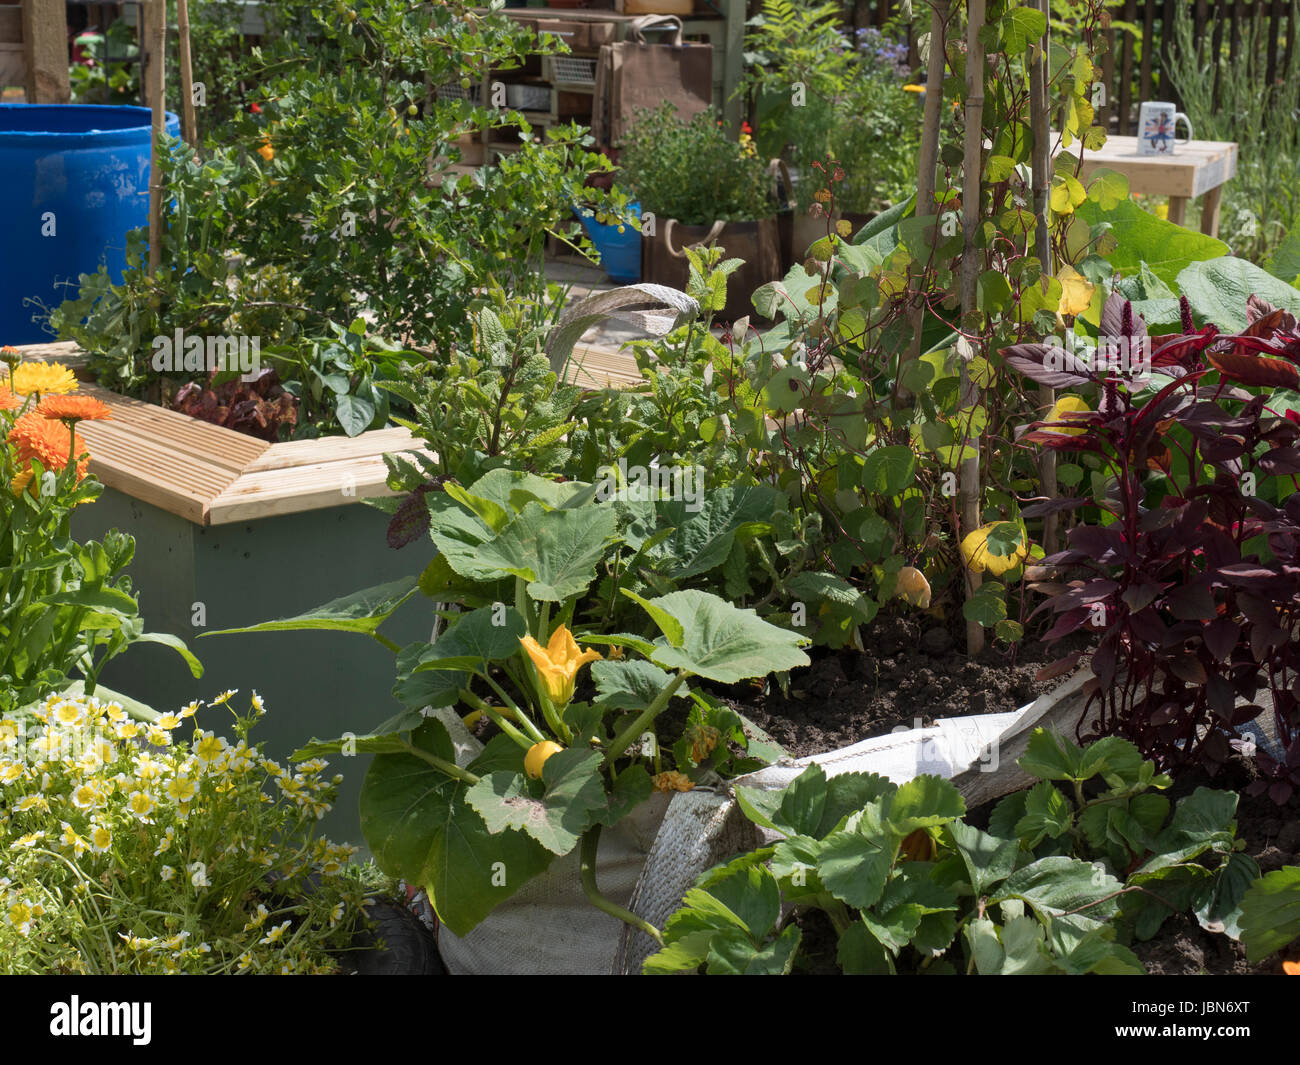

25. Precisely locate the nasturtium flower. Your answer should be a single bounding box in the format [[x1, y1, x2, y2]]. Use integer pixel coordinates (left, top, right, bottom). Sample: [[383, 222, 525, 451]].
[[894, 565, 932, 609], [960, 522, 1029, 577], [519, 625, 602, 707], [1056, 266, 1095, 317], [1041, 395, 1091, 436]]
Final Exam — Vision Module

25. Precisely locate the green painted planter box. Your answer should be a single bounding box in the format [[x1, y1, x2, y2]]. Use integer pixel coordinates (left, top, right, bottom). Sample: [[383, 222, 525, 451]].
[[70, 391, 437, 848]]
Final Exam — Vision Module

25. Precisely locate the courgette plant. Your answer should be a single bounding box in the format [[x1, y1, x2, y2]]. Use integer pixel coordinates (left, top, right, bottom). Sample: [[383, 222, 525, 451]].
[[208, 468, 810, 936]]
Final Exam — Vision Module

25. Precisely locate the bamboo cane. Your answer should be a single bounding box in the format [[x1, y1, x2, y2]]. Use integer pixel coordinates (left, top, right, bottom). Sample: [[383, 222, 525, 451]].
[[899, 1, 950, 407], [960, 0, 987, 655], [146, 0, 166, 277], [1028, 0, 1057, 555], [177, 0, 198, 147]]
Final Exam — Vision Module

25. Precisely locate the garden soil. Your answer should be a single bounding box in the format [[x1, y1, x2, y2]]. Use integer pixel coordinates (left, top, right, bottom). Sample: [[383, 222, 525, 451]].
[[708, 617, 1092, 759]]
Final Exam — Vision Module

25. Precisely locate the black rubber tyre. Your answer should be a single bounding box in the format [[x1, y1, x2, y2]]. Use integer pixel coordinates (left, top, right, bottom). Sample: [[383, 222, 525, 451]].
[[344, 898, 446, 975]]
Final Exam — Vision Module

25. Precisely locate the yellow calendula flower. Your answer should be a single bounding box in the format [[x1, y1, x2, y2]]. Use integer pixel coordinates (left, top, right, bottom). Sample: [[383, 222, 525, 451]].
[[1041, 395, 1091, 436], [519, 625, 602, 707], [960, 522, 1029, 577], [10, 360, 77, 396], [1056, 265, 1095, 317], [894, 566, 933, 609]]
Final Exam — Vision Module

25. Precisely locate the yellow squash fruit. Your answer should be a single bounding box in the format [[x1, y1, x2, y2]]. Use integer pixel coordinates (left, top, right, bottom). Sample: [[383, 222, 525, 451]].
[[524, 741, 564, 780], [960, 523, 1029, 577], [1041, 395, 1090, 436], [894, 566, 932, 609]]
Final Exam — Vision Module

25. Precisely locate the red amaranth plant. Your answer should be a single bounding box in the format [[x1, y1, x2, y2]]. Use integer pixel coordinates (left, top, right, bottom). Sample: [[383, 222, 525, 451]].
[[1003, 292, 1300, 785]]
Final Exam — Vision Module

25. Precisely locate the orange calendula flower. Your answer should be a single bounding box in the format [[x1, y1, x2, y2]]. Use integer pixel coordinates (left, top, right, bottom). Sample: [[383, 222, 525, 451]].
[[10, 361, 77, 397], [37, 395, 112, 423], [519, 625, 602, 707], [0, 385, 19, 412], [8, 410, 91, 493], [1284, 960, 1300, 975], [652, 771, 694, 794]]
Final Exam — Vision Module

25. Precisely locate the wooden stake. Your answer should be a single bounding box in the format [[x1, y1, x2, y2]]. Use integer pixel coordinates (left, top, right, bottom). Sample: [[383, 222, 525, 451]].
[[145, 0, 166, 276], [21, 0, 71, 103], [177, 0, 198, 147], [1028, 0, 1057, 555], [960, 0, 987, 655], [899, 0, 949, 405]]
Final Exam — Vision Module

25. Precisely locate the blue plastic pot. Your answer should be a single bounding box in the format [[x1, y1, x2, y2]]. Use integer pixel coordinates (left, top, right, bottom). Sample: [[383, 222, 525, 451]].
[[576, 202, 642, 283], [0, 104, 180, 344]]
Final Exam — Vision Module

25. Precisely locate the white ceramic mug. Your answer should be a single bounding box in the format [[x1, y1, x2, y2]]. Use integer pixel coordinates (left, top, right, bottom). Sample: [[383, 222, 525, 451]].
[[1137, 101, 1193, 155]]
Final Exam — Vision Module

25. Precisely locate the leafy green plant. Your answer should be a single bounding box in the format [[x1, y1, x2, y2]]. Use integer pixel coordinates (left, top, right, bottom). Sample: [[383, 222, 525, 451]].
[[618, 104, 773, 225], [1238, 866, 1300, 964], [262, 318, 424, 439], [50, 0, 622, 410], [205, 470, 808, 936], [646, 729, 1255, 974]]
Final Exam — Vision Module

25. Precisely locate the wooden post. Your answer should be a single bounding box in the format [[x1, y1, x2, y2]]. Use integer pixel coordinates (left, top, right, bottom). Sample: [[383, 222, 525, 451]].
[[1028, 0, 1057, 556], [899, 0, 948, 404], [144, 0, 166, 276], [960, 0, 987, 654], [177, 0, 198, 147], [21, 0, 71, 103]]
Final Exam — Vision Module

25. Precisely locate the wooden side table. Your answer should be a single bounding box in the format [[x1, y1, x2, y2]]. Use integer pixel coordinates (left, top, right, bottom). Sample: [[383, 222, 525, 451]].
[[1056, 134, 1238, 238]]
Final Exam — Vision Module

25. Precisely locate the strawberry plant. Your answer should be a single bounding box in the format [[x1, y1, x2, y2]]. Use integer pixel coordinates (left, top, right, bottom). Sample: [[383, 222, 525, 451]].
[[645, 729, 1254, 974]]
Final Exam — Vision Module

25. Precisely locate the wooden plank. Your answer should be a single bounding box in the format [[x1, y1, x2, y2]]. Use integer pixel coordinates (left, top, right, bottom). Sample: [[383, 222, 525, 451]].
[[206, 454, 420, 525], [1100, 26, 1116, 130], [1268, 0, 1282, 83], [244, 427, 423, 473], [74, 382, 270, 472], [0, 6, 21, 44], [1119, 0, 1136, 134], [1212, 0, 1229, 105], [1140, 0, 1155, 101], [21, 0, 69, 102], [0, 43, 23, 87]]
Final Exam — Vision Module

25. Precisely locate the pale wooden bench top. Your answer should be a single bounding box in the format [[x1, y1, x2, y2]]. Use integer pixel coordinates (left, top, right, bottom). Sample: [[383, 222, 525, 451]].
[[14, 340, 646, 526], [1055, 134, 1238, 199]]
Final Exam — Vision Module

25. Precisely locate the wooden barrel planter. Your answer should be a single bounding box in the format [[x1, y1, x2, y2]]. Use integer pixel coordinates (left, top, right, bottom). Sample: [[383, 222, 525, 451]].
[[642, 217, 783, 324]]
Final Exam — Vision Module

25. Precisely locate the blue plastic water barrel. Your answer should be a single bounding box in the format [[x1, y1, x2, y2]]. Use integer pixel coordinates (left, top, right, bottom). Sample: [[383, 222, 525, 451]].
[[576, 202, 642, 284], [0, 104, 180, 344]]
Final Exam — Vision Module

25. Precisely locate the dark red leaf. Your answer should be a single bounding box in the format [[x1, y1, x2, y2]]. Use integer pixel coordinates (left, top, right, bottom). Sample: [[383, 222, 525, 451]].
[[1208, 349, 1300, 389]]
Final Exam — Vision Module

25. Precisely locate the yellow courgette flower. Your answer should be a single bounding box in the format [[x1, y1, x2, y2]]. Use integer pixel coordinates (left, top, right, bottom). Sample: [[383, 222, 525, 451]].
[[1056, 266, 1095, 317], [1041, 395, 1091, 436], [960, 523, 1029, 577], [519, 625, 602, 707]]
